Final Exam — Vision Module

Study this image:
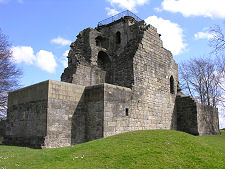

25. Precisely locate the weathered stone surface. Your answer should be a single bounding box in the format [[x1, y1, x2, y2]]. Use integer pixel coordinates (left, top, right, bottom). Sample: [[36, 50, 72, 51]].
[[176, 95, 199, 135], [176, 94, 220, 136], [4, 81, 49, 148], [103, 83, 132, 137], [197, 103, 220, 135], [0, 120, 6, 140], [4, 12, 220, 148], [44, 80, 86, 148], [60, 15, 179, 133]]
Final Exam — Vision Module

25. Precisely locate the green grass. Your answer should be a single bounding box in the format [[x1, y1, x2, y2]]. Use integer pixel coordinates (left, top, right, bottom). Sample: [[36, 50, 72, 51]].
[[0, 130, 225, 169]]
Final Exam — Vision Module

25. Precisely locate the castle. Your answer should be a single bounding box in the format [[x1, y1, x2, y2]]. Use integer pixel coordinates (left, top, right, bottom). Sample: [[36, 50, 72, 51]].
[[4, 11, 220, 148]]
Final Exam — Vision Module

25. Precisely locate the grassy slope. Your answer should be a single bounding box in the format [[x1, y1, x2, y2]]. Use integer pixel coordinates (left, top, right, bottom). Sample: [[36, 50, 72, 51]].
[[0, 130, 225, 169]]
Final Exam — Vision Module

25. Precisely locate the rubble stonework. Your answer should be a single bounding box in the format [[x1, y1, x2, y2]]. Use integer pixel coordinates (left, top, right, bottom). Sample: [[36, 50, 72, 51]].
[[0, 120, 5, 140], [4, 12, 220, 148], [176, 94, 220, 136]]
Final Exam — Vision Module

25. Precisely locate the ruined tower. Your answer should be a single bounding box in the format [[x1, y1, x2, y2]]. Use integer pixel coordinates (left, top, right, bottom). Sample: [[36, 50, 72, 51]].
[[4, 11, 220, 148], [60, 10, 178, 134]]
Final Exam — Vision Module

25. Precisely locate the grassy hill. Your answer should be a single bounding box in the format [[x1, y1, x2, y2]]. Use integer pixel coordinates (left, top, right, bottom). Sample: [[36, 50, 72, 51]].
[[0, 130, 225, 169]]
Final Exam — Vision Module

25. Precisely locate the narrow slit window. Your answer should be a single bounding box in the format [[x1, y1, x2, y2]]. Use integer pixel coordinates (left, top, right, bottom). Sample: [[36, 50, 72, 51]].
[[125, 108, 129, 116], [116, 31, 121, 44], [170, 76, 175, 94]]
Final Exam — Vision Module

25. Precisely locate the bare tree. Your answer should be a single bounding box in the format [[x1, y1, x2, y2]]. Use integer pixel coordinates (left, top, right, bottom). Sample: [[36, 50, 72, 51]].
[[210, 24, 225, 108], [179, 57, 224, 108], [0, 29, 21, 119], [210, 25, 225, 55]]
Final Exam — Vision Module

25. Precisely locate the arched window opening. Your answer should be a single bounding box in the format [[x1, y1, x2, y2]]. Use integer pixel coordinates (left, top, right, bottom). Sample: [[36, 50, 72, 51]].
[[97, 51, 112, 83], [95, 36, 109, 49], [95, 36, 102, 47], [97, 51, 110, 70], [116, 31, 121, 44], [170, 76, 175, 94]]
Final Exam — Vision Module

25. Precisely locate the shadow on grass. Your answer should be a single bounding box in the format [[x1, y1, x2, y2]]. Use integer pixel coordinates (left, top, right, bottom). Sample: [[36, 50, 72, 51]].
[[0, 140, 41, 149]]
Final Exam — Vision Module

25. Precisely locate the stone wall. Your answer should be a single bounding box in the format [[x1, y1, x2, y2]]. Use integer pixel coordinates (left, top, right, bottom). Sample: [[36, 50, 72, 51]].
[[4, 80, 115, 148], [71, 64, 106, 86], [61, 18, 145, 89], [197, 103, 220, 135], [61, 16, 178, 132], [96, 19, 145, 88], [130, 23, 178, 130], [4, 81, 49, 147], [37, 82, 113, 147], [176, 95, 198, 135], [61, 28, 92, 83], [84, 84, 104, 141], [103, 83, 132, 137], [44, 80, 85, 148], [176, 94, 220, 136], [3, 80, 88, 148], [0, 120, 6, 140]]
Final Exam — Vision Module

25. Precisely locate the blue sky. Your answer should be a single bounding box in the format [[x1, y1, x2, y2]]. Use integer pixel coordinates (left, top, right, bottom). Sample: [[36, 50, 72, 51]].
[[0, 0, 224, 127]]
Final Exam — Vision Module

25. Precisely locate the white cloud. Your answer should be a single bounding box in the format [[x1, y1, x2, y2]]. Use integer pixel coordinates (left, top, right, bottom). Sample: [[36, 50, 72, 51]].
[[154, 7, 162, 12], [194, 32, 214, 40], [145, 16, 186, 56], [11, 46, 36, 64], [36, 50, 57, 73], [107, 0, 149, 12], [61, 50, 69, 68], [218, 77, 225, 129], [11, 46, 57, 73], [219, 108, 225, 129], [106, 7, 120, 16], [161, 0, 225, 19], [63, 50, 69, 57], [218, 97, 225, 129], [51, 37, 72, 46]]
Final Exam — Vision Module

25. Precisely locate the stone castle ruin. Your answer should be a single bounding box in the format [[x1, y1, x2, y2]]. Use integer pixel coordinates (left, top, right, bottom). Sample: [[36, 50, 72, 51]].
[[3, 11, 220, 148]]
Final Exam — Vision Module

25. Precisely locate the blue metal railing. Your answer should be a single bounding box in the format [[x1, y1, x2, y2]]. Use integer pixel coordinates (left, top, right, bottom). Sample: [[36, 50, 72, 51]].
[[98, 10, 143, 27]]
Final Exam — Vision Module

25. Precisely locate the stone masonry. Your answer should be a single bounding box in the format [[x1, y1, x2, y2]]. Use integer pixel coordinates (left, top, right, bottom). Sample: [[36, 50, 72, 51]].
[[0, 120, 5, 141], [176, 92, 220, 136], [4, 11, 220, 148]]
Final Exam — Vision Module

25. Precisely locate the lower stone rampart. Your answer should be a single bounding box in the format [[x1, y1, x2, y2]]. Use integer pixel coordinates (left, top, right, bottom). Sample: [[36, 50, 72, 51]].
[[176, 95, 198, 135], [4, 81, 49, 148], [197, 103, 220, 136], [0, 120, 6, 141], [44, 80, 86, 148], [103, 84, 132, 137], [4, 81, 220, 148], [176, 94, 220, 136]]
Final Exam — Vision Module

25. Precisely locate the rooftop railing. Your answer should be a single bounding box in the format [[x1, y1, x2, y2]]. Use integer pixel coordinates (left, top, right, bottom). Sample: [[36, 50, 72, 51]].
[[98, 10, 143, 27]]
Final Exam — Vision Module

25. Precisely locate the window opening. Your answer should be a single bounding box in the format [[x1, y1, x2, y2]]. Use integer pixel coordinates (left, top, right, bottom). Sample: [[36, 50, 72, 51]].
[[170, 76, 175, 94], [116, 31, 121, 44], [125, 108, 129, 116]]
